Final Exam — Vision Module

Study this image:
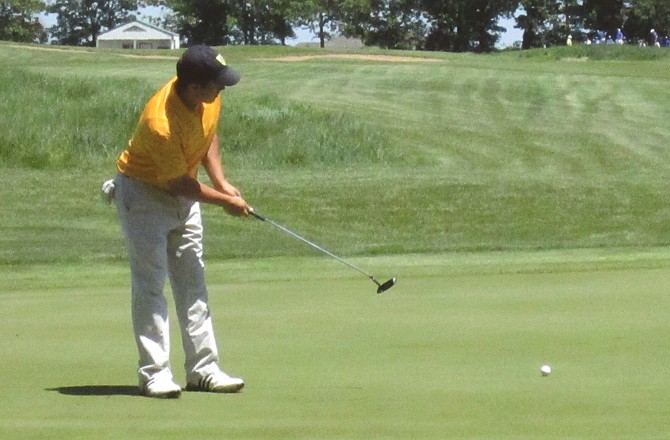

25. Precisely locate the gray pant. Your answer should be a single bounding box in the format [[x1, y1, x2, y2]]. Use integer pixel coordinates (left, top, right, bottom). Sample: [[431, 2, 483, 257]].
[[114, 174, 221, 385]]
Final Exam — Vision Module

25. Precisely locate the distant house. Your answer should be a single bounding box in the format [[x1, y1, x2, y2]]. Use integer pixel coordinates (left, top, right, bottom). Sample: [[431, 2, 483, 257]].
[[96, 21, 180, 50], [326, 35, 364, 49], [296, 35, 364, 49]]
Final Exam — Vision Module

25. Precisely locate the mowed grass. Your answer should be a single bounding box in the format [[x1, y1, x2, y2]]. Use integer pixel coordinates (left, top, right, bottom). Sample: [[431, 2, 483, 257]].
[[2, 253, 670, 439], [2, 42, 670, 439]]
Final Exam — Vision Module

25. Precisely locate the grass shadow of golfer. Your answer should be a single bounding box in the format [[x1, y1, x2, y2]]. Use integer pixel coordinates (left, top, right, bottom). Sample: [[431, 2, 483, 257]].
[[47, 385, 139, 397]]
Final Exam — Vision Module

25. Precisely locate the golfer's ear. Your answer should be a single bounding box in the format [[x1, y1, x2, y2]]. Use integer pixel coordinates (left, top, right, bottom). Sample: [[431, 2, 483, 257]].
[[189, 82, 206, 92]]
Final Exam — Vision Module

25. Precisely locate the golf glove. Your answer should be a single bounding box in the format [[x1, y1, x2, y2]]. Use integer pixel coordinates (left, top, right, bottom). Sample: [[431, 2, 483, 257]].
[[101, 179, 116, 205]]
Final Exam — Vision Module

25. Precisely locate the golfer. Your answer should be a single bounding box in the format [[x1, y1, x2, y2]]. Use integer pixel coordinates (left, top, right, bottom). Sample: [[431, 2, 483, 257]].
[[112, 45, 250, 398]]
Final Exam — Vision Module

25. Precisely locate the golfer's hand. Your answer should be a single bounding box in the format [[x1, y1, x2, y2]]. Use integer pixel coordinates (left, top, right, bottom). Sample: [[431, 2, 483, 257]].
[[223, 195, 250, 217], [219, 180, 241, 198]]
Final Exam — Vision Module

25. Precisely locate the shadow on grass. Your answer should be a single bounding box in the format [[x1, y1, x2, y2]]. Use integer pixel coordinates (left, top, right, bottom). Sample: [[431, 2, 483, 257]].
[[47, 385, 139, 397]]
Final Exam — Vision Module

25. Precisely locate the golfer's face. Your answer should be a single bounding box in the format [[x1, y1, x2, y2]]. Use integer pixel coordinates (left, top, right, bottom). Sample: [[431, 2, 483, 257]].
[[197, 81, 224, 104]]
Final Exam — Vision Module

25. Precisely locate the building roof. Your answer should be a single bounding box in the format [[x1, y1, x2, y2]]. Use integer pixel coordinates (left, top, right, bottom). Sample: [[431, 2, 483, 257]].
[[97, 20, 178, 41]]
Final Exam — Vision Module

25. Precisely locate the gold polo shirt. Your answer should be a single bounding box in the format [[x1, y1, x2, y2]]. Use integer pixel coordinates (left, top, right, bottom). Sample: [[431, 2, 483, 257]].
[[117, 77, 221, 190]]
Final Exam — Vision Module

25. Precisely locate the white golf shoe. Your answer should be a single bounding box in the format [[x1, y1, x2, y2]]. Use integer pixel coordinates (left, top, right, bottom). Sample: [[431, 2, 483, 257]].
[[140, 376, 182, 399], [186, 370, 245, 393]]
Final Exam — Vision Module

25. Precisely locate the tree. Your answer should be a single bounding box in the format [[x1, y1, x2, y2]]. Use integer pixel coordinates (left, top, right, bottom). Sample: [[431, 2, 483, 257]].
[[136, 2, 180, 35], [151, 0, 297, 46], [514, 1, 586, 48], [262, 0, 298, 45], [232, 0, 297, 45], [422, 0, 517, 52], [297, 0, 353, 48], [464, 0, 516, 52], [515, 0, 559, 49], [346, 0, 427, 50], [625, 0, 670, 42], [163, 0, 234, 45], [47, 0, 138, 46], [582, 0, 625, 37], [0, 0, 47, 43]]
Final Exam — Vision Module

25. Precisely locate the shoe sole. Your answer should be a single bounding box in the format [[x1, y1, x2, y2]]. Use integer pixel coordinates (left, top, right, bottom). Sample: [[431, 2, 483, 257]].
[[185, 382, 244, 393], [142, 389, 182, 399]]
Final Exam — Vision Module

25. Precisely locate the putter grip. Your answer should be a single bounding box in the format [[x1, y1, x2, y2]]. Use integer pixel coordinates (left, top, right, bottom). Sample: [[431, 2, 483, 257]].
[[250, 210, 266, 221]]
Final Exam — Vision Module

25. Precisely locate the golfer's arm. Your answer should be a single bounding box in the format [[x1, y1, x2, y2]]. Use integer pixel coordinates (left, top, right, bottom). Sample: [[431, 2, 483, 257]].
[[168, 175, 249, 217], [167, 135, 249, 215], [167, 175, 234, 207], [201, 133, 227, 192]]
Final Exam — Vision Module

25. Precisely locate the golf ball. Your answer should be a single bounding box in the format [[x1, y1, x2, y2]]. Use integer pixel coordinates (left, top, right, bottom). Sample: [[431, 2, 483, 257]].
[[540, 365, 552, 376]]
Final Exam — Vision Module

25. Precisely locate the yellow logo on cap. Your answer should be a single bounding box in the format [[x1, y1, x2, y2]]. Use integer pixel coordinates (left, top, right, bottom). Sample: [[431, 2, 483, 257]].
[[216, 54, 227, 66]]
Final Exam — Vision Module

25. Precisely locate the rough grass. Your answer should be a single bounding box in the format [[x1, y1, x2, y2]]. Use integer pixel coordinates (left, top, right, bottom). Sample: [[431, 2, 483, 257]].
[[508, 42, 670, 61], [2, 43, 670, 264]]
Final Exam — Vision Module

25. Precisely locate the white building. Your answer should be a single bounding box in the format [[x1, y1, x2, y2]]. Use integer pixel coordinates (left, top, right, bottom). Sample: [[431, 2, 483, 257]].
[[96, 21, 180, 50], [296, 35, 364, 49]]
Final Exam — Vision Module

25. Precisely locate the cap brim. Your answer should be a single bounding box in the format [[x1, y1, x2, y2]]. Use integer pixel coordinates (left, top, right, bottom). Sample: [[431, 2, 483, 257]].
[[216, 67, 241, 87]]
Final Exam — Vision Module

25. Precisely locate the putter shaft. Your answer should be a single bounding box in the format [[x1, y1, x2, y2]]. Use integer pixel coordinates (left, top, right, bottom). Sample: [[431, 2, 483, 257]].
[[250, 210, 376, 280], [250, 210, 396, 293]]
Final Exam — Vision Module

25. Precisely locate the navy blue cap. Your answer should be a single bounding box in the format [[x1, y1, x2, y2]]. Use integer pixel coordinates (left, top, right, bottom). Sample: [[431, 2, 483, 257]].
[[176, 45, 241, 87]]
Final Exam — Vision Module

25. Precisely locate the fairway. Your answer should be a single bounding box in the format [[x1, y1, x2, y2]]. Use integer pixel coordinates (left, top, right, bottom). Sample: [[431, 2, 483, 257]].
[[2, 252, 670, 439], [2, 41, 670, 439]]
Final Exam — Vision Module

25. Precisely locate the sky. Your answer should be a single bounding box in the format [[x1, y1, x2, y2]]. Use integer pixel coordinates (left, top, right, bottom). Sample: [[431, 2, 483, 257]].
[[497, 17, 524, 48]]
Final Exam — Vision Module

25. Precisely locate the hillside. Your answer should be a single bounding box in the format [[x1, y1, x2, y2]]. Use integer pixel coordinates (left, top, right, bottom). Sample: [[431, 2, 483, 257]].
[[1, 42, 670, 264]]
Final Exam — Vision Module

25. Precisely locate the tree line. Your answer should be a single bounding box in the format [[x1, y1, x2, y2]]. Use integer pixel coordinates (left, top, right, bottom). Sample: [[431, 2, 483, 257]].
[[2, 0, 670, 51]]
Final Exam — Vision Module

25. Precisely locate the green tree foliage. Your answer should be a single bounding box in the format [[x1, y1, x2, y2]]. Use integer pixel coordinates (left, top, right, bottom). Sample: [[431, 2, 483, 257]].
[[296, 0, 344, 48], [47, 0, 137, 46], [582, 0, 624, 36], [13, 0, 670, 51], [514, 0, 670, 47], [422, 0, 517, 52], [232, 0, 297, 45], [0, 0, 47, 43], [262, 0, 300, 45], [346, 0, 427, 50], [142, 0, 670, 51], [517, 1, 547, 48], [516, 0, 575, 49], [625, 0, 670, 43], [156, 0, 296, 46], [136, 1, 180, 34], [162, 0, 233, 45]]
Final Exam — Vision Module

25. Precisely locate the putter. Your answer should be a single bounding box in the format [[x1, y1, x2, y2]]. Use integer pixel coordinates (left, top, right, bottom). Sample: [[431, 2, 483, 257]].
[[250, 210, 396, 294]]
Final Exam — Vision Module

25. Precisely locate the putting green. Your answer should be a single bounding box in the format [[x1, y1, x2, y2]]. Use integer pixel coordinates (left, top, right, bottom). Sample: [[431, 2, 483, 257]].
[[1, 251, 669, 439]]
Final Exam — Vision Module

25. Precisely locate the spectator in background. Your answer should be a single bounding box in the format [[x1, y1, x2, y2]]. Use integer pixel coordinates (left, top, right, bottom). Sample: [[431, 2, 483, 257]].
[[615, 29, 624, 44], [598, 30, 606, 43], [566, 35, 572, 46]]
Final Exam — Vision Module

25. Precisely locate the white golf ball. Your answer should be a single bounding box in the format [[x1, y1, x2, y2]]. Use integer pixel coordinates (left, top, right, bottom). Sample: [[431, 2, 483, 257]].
[[540, 365, 552, 376]]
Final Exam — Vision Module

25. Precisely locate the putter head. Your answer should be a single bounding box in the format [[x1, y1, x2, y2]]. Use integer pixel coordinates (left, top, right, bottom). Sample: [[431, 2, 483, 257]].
[[376, 277, 397, 294]]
